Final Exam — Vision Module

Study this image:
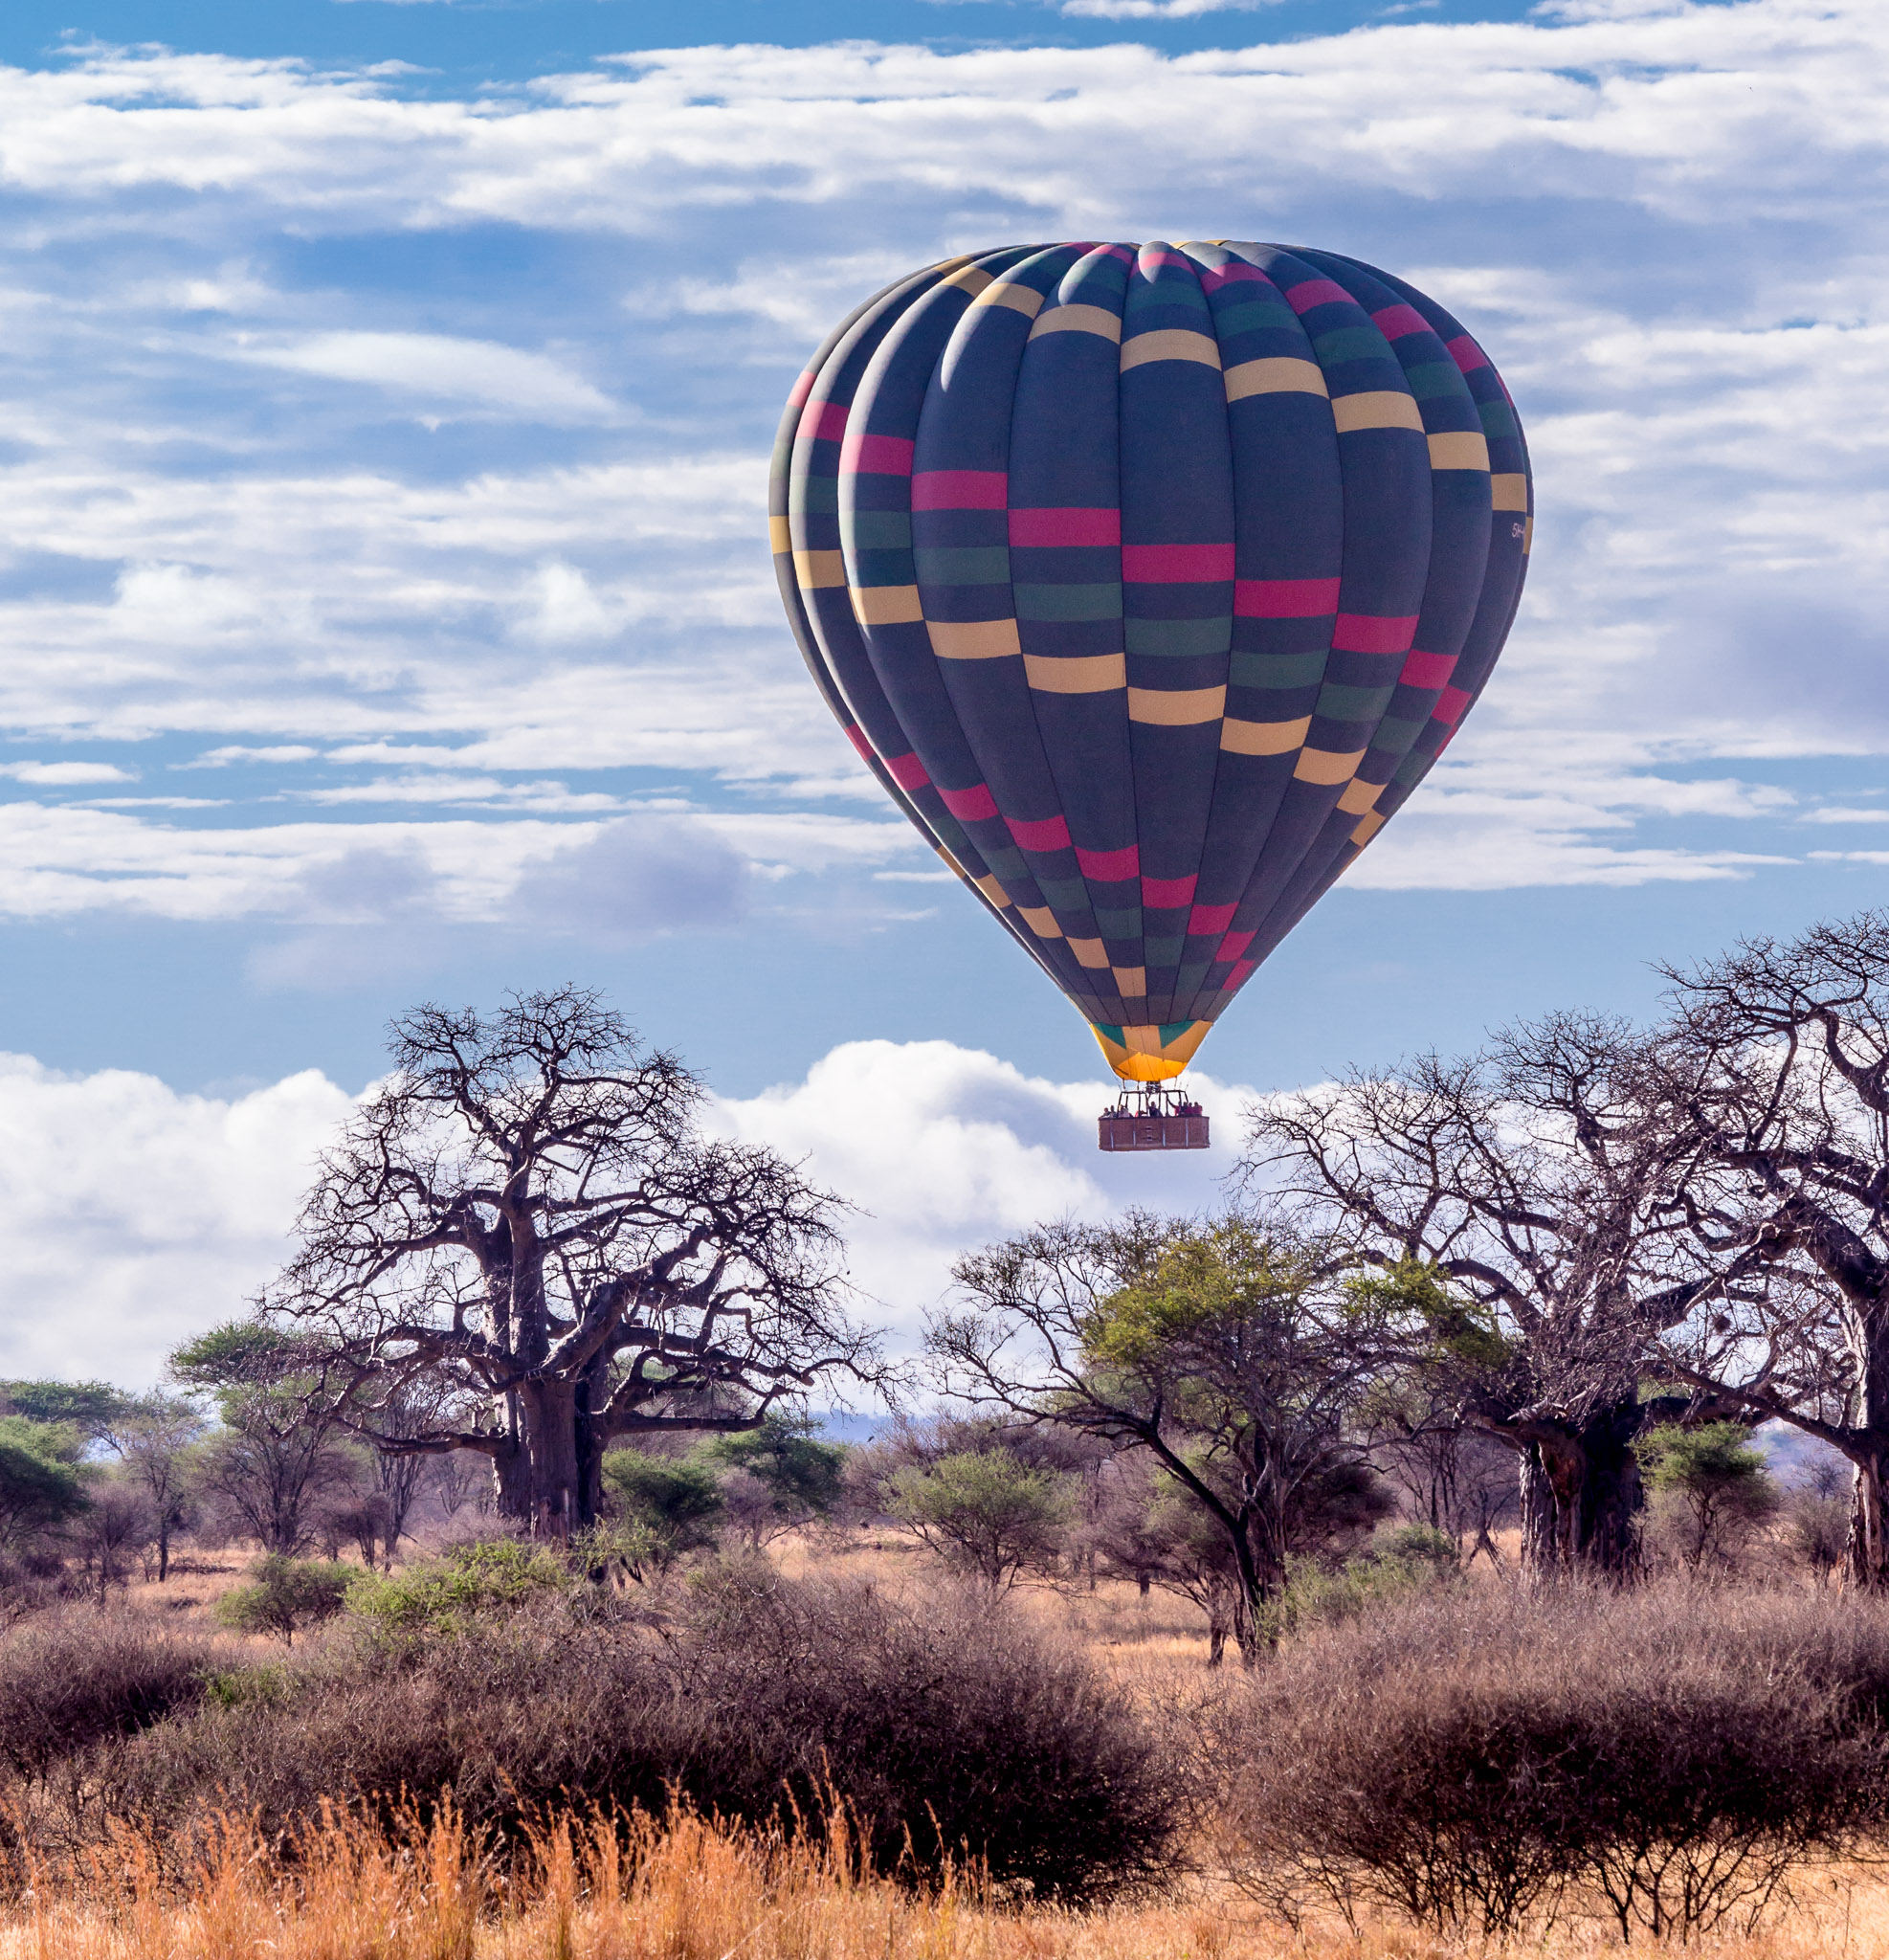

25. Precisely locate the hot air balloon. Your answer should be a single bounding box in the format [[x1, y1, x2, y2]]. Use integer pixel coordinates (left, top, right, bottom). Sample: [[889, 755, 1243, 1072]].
[[769, 242, 1531, 1151]]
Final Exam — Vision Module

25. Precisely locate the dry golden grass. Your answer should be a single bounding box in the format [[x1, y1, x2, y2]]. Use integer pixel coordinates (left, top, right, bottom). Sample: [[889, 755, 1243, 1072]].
[[6, 1801, 1887, 1960], [9, 1526, 1861, 1955]]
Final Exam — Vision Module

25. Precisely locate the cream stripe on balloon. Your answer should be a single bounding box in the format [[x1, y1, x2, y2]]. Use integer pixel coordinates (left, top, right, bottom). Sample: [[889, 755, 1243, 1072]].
[[1029, 304, 1122, 343]]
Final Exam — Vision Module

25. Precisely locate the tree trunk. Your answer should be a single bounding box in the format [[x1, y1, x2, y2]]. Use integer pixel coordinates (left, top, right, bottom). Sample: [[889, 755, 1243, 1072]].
[[1847, 1443, 1889, 1591], [1514, 1399, 1648, 1581], [156, 1515, 170, 1584]]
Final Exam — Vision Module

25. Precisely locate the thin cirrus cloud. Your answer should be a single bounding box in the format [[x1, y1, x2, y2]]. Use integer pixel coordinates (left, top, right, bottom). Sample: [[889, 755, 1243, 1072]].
[[226, 330, 618, 419], [0, 0, 1881, 930]]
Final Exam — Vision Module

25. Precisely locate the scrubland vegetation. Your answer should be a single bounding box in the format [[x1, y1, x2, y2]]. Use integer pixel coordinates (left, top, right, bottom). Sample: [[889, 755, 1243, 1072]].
[[15, 914, 1889, 1951]]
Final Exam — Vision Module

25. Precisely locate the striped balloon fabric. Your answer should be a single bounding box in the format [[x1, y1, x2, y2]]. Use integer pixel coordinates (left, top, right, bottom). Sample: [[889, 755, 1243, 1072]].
[[770, 242, 1531, 1083]]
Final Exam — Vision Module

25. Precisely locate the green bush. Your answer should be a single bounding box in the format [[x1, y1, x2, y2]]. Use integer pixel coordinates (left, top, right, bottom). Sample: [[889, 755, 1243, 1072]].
[[600, 1449, 725, 1570], [212, 1556, 353, 1646], [348, 1538, 572, 1635], [1266, 1522, 1460, 1637]]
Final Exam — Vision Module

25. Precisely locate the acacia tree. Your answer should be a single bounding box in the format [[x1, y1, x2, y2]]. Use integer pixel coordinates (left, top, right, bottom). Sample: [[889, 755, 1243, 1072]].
[[1648, 914, 1889, 1587], [932, 1214, 1396, 1658], [258, 989, 877, 1537], [1243, 1014, 1733, 1578]]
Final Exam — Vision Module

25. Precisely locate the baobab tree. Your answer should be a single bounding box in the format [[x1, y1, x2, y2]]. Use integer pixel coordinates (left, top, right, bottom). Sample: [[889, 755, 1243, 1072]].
[[1243, 1014, 1733, 1578], [1651, 914, 1889, 1588], [257, 988, 877, 1537]]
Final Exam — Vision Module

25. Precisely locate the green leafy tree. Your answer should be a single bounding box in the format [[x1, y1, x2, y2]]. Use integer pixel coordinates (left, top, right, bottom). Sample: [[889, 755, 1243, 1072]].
[[885, 1449, 1071, 1591], [704, 1414, 847, 1544], [936, 1214, 1400, 1654], [213, 1554, 353, 1646], [601, 1448, 726, 1573], [0, 1415, 89, 1554], [1636, 1421, 1781, 1570], [0, 1379, 127, 1439], [173, 1324, 359, 1556]]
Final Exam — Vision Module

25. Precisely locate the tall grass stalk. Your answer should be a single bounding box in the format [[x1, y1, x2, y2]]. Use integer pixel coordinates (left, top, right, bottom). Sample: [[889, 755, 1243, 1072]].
[[10, 1800, 1889, 1960]]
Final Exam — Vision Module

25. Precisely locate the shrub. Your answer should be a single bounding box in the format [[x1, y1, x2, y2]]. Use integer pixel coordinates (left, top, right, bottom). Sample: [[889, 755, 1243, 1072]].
[[348, 1539, 572, 1636], [1210, 1582, 1889, 1942], [213, 1557, 354, 1646], [1265, 1522, 1459, 1637], [600, 1449, 725, 1570], [100, 1569, 1175, 1904], [0, 1611, 221, 1784]]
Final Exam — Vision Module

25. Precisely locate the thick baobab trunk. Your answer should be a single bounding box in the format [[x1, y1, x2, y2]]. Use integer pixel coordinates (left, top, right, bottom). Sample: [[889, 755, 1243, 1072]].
[[1848, 1446, 1889, 1590], [1514, 1400, 1649, 1580], [491, 1373, 611, 1539], [1842, 1309, 1889, 1590]]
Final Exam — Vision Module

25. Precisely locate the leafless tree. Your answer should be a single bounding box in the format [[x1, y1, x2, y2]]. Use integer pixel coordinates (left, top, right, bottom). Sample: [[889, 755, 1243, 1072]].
[[258, 988, 878, 1537], [1648, 914, 1889, 1587], [1242, 1014, 1733, 1578]]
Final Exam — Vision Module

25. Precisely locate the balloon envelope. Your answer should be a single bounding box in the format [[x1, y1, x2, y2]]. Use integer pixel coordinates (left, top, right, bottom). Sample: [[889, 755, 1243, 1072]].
[[770, 242, 1531, 1081]]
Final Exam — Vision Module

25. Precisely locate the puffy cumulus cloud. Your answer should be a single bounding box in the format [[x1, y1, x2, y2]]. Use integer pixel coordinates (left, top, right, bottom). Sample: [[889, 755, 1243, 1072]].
[[710, 1039, 1252, 1333], [1, 1038, 1252, 1381], [0, 1055, 355, 1384]]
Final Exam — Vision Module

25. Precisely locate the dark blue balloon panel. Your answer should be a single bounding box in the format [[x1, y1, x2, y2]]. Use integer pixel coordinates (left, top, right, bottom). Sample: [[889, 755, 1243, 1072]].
[[769, 242, 1532, 1081]]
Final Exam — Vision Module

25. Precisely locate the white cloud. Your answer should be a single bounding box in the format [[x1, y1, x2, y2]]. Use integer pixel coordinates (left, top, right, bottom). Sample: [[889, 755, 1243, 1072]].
[[0, 1037, 1253, 1380], [0, 1054, 354, 1384], [0, 799, 916, 924], [0, 759, 132, 784], [713, 1039, 1250, 1332], [1061, 0, 1278, 16], [229, 330, 617, 420], [0, 2, 1882, 907]]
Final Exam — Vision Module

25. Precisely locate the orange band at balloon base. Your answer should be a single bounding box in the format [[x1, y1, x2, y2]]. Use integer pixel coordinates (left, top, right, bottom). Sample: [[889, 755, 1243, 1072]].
[[1090, 1019, 1212, 1083]]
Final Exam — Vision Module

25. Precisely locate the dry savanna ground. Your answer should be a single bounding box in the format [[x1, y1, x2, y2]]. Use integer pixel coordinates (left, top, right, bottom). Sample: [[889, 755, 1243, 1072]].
[[9, 1527, 1889, 1959]]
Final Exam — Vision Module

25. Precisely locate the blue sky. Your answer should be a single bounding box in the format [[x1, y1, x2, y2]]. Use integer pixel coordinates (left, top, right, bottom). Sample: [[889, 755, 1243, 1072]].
[[1, 0, 1885, 1378]]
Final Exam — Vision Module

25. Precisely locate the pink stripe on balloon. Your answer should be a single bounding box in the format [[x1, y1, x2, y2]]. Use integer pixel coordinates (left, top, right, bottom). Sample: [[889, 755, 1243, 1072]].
[[1432, 685, 1471, 725], [843, 724, 874, 763], [1284, 278, 1352, 315], [801, 399, 848, 442], [788, 369, 816, 408], [1234, 577, 1342, 618], [911, 470, 1008, 510], [1201, 260, 1269, 291], [1333, 612, 1419, 655], [1370, 303, 1429, 342], [1009, 506, 1121, 547], [885, 751, 931, 791], [940, 782, 999, 821], [844, 432, 915, 476], [1227, 958, 1258, 986], [1122, 543, 1234, 583], [1187, 902, 1239, 936], [1446, 334, 1490, 374], [1008, 813, 1072, 853], [1216, 929, 1256, 964], [1399, 649, 1456, 689], [1142, 874, 1197, 910], [1077, 843, 1140, 882]]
